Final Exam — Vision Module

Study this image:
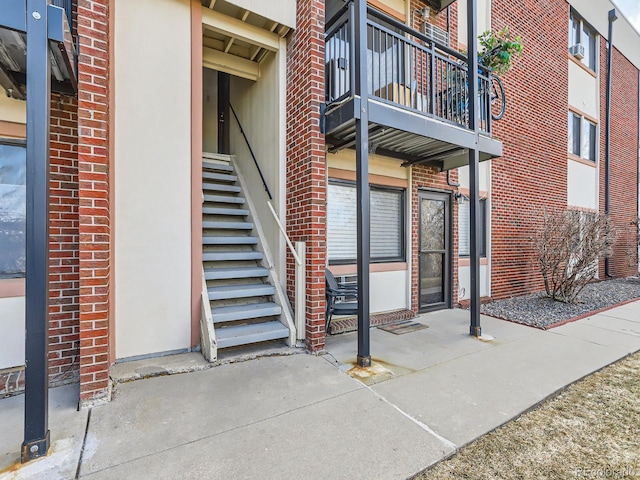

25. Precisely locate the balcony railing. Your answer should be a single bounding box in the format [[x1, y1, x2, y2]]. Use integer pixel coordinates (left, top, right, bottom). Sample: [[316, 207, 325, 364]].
[[326, 3, 493, 135]]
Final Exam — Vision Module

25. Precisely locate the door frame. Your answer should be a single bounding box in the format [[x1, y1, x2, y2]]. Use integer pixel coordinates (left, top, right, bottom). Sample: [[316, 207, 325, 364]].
[[417, 189, 453, 313]]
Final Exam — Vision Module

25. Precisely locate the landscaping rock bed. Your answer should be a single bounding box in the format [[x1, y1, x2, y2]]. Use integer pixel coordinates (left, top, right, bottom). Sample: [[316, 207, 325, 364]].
[[480, 276, 640, 329]]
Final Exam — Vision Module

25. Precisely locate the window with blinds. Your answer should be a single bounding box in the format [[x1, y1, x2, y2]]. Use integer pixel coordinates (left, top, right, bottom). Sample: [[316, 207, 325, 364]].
[[458, 198, 487, 257], [327, 180, 405, 263]]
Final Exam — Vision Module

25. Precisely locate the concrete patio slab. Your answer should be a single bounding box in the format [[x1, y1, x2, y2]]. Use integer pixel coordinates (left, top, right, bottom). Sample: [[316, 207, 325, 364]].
[[0, 384, 87, 480], [366, 326, 632, 447], [79, 387, 453, 480], [80, 354, 362, 477], [597, 303, 640, 323], [550, 318, 640, 350]]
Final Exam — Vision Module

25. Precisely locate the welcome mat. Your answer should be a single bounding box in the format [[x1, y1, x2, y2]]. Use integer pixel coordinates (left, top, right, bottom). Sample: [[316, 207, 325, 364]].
[[378, 320, 429, 335]]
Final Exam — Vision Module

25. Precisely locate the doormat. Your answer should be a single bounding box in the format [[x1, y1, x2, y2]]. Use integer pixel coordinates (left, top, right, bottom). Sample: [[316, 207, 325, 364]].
[[378, 320, 429, 335]]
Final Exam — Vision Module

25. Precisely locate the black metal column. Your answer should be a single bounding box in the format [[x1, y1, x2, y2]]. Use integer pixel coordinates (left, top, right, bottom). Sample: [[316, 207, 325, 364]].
[[467, 0, 481, 337], [218, 72, 230, 154], [22, 0, 51, 463], [604, 9, 617, 278], [354, 0, 371, 367]]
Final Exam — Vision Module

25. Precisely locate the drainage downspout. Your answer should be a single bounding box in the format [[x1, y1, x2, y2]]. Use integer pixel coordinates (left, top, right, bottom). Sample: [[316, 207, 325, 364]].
[[447, 169, 459, 189], [604, 8, 617, 278]]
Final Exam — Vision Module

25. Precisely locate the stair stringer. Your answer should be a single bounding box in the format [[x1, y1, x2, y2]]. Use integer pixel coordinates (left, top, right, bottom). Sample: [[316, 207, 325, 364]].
[[200, 266, 217, 361], [229, 156, 296, 346]]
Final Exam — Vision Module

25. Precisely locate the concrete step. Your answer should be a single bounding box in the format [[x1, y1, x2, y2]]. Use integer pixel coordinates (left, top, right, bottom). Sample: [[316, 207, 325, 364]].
[[205, 267, 269, 281], [203, 152, 232, 162], [215, 321, 289, 349], [202, 236, 258, 246], [202, 161, 233, 173], [203, 251, 263, 262], [212, 302, 282, 323], [208, 283, 275, 301]]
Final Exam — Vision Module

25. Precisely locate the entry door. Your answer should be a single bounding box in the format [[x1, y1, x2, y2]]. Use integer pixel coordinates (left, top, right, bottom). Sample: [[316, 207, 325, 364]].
[[418, 191, 451, 312]]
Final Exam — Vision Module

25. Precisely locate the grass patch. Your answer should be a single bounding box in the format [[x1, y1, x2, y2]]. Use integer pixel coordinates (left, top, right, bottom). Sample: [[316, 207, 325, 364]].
[[415, 352, 640, 479]]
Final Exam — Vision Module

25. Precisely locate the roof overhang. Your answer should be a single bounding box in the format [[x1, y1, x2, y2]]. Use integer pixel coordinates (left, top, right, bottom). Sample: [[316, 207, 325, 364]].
[[0, 0, 77, 99], [424, 0, 458, 14]]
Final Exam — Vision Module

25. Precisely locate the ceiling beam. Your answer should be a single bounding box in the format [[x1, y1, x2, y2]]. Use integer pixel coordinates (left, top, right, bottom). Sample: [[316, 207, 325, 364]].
[[202, 7, 280, 52], [203, 46, 259, 81]]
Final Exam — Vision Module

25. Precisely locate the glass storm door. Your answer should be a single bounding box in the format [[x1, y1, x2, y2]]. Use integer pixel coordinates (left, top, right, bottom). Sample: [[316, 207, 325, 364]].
[[418, 191, 451, 311]]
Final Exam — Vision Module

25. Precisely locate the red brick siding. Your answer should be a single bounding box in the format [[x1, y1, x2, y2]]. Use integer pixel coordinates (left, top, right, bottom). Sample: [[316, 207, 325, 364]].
[[286, 0, 327, 351], [49, 94, 80, 385], [76, 0, 111, 403], [599, 42, 640, 277], [489, 0, 569, 299], [411, 166, 459, 311], [409, 0, 458, 50]]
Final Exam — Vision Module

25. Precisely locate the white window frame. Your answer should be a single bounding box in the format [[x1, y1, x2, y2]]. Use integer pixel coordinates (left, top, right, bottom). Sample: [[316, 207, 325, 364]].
[[568, 111, 598, 162], [569, 10, 598, 72]]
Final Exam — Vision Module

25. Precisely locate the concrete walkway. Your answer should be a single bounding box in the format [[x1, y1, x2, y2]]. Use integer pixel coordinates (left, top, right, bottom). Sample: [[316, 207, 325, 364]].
[[1, 300, 639, 479]]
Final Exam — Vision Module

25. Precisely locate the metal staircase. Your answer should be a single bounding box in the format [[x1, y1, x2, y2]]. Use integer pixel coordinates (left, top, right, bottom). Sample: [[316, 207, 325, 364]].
[[201, 153, 290, 352]]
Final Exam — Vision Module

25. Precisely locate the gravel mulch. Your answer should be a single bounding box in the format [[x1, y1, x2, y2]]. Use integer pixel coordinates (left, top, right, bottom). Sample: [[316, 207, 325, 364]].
[[481, 276, 640, 329]]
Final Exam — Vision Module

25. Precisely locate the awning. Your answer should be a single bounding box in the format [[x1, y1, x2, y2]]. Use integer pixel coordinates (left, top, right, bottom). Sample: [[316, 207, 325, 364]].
[[0, 0, 77, 99]]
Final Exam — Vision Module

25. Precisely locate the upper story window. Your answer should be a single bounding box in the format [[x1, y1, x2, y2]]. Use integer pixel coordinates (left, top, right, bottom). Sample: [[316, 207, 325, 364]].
[[569, 10, 597, 71], [0, 140, 27, 278]]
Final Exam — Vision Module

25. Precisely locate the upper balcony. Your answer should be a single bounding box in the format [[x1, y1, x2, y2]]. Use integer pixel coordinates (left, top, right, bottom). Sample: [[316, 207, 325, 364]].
[[323, 2, 502, 171]]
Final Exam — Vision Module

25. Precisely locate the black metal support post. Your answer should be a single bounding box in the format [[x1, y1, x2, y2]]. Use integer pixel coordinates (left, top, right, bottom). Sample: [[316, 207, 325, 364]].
[[354, 0, 371, 367], [604, 8, 617, 278], [218, 72, 230, 155], [467, 0, 481, 337], [22, 0, 51, 463]]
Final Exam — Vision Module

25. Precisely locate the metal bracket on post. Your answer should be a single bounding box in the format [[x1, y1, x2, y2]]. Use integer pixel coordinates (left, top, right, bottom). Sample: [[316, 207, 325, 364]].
[[22, 0, 52, 463]]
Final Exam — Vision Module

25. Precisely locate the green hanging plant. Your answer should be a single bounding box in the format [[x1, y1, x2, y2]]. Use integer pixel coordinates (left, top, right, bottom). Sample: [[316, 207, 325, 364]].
[[478, 27, 523, 76]]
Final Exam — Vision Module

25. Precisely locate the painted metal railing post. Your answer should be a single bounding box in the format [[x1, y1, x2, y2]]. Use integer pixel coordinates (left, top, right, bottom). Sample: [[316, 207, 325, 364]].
[[295, 242, 306, 342], [23, 0, 51, 462], [467, 0, 482, 337]]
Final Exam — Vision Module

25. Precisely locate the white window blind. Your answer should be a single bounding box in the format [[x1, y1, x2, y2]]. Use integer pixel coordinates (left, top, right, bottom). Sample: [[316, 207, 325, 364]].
[[328, 182, 404, 263]]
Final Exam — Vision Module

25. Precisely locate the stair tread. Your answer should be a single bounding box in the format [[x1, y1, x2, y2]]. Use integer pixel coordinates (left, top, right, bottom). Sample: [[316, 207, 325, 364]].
[[212, 302, 282, 323], [203, 194, 245, 204], [203, 183, 241, 193], [202, 161, 233, 172], [208, 283, 275, 300], [203, 221, 253, 230], [203, 236, 258, 245], [202, 207, 249, 216], [203, 152, 232, 162], [203, 251, 263, 261], [203, 171, 238, 182], [215, 321, 289, 348], [205, 267, 269, 280]]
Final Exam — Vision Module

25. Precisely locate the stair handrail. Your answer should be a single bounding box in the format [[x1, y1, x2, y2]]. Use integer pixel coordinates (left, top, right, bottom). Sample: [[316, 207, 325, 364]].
[[229, 103, 273, 201]]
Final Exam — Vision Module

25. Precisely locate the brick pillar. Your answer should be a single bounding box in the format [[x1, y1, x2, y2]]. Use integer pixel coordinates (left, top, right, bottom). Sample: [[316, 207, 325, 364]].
[[286, 0, 327, 351], [76, 0, 111, 404]]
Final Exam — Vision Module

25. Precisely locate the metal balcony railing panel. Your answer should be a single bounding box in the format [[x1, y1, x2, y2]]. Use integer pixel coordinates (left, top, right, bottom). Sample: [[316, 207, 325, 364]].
[[51, 0, 73, 27], [325, 3, 493, 135]]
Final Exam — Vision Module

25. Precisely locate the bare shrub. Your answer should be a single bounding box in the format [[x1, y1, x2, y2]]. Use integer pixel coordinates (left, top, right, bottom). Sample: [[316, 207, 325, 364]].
[[532, 209, 615, 303], [627, 216, 640, 269]]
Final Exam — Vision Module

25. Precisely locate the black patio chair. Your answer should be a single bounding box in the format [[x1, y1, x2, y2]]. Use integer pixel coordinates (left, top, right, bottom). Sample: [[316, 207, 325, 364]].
[[325, 269, 358, 334]]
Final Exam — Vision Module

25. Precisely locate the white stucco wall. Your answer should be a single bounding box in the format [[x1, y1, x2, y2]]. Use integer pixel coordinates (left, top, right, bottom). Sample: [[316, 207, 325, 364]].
[[568, 160, 599, 210], [0, 296, 24, 369], [0, 95, 26, 124], [568, 60, 599, 118], [371, 270, 408, 312], [230, 44, 287, 287], [457, 264, 490, 299], [114, 0, 192, 359]]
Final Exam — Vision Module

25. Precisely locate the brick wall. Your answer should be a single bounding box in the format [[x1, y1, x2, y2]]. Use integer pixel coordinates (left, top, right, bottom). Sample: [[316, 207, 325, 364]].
[[76, 0, 111, 404], [599, 41, 640, 277], [489, 0, 569, 299], [286, 0, 327, 351], [49, 94, 80, 385]]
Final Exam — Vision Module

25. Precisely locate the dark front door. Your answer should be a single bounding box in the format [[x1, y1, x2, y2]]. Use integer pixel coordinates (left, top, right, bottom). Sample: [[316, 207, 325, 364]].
[[418, 191, 451, 312]]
